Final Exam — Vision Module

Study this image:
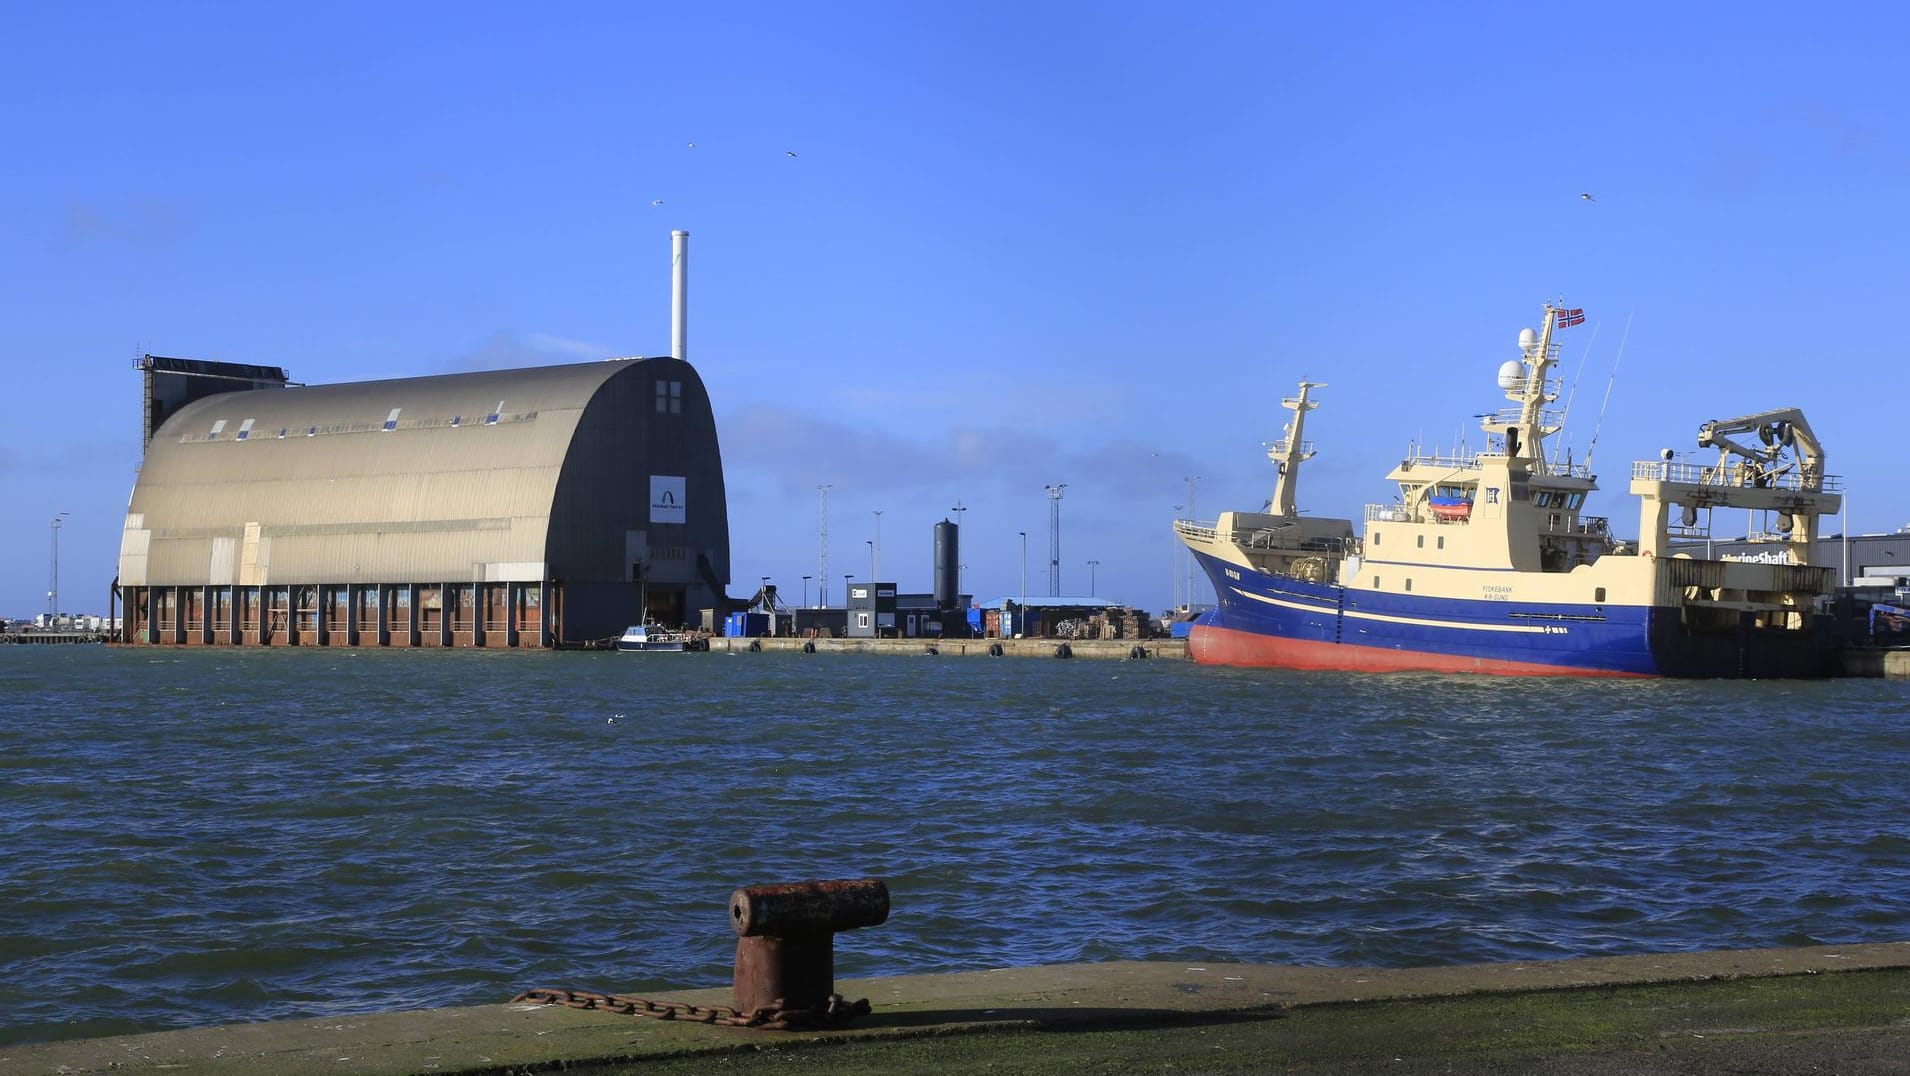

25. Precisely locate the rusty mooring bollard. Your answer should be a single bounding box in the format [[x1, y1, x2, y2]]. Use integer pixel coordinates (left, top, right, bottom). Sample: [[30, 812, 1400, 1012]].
[[730, 878, 889, 1013]]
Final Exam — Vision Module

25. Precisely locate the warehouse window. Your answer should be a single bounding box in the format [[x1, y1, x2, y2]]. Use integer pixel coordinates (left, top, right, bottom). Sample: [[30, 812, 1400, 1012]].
[[450, 415, 462, 427], [208, 419, 226, 440], [486, 400, 504, 425], [236, 419, 254, 441], [383, 408, 401, 432]]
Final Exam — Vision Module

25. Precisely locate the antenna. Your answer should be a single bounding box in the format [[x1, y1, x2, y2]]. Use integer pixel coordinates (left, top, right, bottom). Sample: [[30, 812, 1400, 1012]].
[[1556, 320, 1602, 468], [1045, 484, 1067, 596], [1582, 312, 1634, 471], [816, 484, 831, 607]]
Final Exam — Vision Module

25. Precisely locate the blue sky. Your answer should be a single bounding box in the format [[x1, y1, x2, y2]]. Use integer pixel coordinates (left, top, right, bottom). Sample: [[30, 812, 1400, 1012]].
[[4, 2, 1907, 618]]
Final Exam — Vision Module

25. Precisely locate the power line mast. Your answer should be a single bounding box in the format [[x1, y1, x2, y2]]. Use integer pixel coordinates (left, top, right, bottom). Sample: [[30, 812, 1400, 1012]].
[[816, 484, 831, 608], [1045, 483, 1067, 596]]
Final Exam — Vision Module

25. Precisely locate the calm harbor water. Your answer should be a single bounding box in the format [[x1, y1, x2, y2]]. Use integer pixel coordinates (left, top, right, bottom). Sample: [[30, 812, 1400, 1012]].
[[3, 646, 1909, 1045]]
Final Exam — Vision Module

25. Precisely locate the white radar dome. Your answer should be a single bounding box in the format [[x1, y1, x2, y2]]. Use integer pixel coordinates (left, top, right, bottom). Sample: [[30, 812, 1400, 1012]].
[[1496, 360, 1525, 390], [1518, 327, 1537, 348]]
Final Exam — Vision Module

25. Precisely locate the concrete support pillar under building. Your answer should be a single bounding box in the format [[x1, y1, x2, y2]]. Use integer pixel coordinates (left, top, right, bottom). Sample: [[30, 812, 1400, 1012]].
[[537, 579, 551, 648], [315, 585, 329, 647], [145, 587, 159, 645], [407, 583, 420, 647], [345, 585, 359, 647], [376, 585, 390, 647], [438, 583, 452, 648], [506, 583, 520, 648]]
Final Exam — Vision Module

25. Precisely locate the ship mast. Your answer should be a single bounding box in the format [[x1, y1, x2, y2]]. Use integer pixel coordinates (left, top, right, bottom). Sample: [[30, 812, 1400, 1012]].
[[1268, 379, 1324, 518], [1490, 305, 1564, 476]]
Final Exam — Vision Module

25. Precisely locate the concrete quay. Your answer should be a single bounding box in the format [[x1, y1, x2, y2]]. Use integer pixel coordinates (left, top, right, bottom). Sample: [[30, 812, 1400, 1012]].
[[1837, 646, 1910, 678], [9, 942, 1910, 1075], [705, 636, 1185, 660]]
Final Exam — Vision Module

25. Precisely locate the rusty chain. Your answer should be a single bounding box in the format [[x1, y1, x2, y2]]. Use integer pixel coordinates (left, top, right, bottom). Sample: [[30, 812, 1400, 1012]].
[[510, 986, 871, 1031]]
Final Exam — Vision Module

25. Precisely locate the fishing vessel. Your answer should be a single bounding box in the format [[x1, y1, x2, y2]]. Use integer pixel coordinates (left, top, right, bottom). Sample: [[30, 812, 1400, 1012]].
[[1175, 304, 1843, 678]]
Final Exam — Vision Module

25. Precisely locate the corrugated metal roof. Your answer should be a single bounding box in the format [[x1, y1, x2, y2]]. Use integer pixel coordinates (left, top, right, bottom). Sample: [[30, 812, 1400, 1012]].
[[122, 360, 640, 587]]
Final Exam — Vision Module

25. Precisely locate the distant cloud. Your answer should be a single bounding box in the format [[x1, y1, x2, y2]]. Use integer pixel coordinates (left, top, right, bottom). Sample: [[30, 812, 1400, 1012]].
[[437, 330, 615, 372], [717, 403, 1207, 499], [63, 198, 188, 249]]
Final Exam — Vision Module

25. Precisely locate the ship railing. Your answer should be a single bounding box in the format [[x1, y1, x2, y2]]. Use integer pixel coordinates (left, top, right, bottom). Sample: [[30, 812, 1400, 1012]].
[[1174, 519, 1219, 542], [1238, 529, 1348, 554], [1574, 516, 1610, 536], [1496, 373, 1564, 397], [1397, 452, 1483, 472], [1268, 438, 1314, 458], [1538, 460, 1596, 479], [1366, 504, 1412, 523], [1481, 405, 1564, 428], [1630, 459, 1844, 493]]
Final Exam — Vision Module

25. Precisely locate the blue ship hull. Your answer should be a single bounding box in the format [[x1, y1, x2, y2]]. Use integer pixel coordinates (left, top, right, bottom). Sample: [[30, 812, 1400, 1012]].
[[1189, 551, 1833, 678]]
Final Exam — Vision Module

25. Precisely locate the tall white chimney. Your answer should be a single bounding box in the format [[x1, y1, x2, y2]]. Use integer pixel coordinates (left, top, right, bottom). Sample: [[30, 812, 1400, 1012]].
[[670, 229, 689, 362]]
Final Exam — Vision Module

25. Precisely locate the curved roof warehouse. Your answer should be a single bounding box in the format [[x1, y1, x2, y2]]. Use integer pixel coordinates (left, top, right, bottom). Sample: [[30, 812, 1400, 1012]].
[[117, 356, 730, 647]]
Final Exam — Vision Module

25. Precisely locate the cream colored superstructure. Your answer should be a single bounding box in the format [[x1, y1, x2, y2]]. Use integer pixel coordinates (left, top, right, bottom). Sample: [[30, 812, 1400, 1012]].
[[1179, 305, 1841, 633]]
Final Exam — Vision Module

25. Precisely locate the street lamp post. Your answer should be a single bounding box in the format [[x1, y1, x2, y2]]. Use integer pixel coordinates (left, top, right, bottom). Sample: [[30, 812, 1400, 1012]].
[[1184, 476, 1200, 607], [866, 540, 875, 584], [1017, 531, 1027, 637], [1088, 559, 1099, 596], [1172, 504, 1183, 611], [872, 510, 882, 583], [48, 512, 68, 620], [802, 575, 811, 608]]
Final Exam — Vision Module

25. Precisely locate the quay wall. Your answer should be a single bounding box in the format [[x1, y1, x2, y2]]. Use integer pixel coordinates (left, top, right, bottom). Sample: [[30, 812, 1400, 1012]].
[[709, 636, 1187, 660], [1835, 647, 1910, 679]]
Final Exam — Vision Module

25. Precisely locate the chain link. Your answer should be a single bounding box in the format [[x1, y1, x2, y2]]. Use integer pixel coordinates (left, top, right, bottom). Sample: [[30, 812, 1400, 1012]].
[[510, 987, 871, 1031]]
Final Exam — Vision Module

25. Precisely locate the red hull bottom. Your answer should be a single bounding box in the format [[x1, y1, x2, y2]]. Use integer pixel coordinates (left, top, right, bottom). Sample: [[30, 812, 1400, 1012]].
[[1189, 623, 1656, 679]]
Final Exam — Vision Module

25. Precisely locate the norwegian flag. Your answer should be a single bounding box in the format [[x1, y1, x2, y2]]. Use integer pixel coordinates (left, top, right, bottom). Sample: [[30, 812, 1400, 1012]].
[[1556, 307, 1586, 327]]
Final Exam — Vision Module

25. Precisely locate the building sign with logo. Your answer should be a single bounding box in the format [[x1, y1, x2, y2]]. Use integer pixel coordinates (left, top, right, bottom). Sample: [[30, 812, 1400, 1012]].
[[650, 476, 686, 524]]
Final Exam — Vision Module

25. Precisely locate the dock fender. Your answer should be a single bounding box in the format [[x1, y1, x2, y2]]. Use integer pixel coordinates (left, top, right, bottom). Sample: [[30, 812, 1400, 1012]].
[[802, 641, 816, 654], [1055, 643, 1073, 659], [748, 639, 762, 652], [988, 642, 1004, 657], [1129, 645, 1147, 660]]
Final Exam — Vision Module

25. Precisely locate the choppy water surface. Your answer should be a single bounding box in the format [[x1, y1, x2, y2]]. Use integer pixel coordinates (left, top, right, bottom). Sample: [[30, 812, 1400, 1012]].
[[3, 646, 1909, 1044]]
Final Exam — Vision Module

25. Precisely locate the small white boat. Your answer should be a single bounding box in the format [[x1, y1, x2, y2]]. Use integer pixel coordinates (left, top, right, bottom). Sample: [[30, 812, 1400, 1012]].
[[616, 624, 687, 652]]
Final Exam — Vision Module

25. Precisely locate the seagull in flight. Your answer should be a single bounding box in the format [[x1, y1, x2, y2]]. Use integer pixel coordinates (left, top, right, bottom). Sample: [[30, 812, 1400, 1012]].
[[686, 142, 697, 148], [785, 150, 799, 158], [650, 199, 664, 207], [1580, 192, 1596, 202]]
